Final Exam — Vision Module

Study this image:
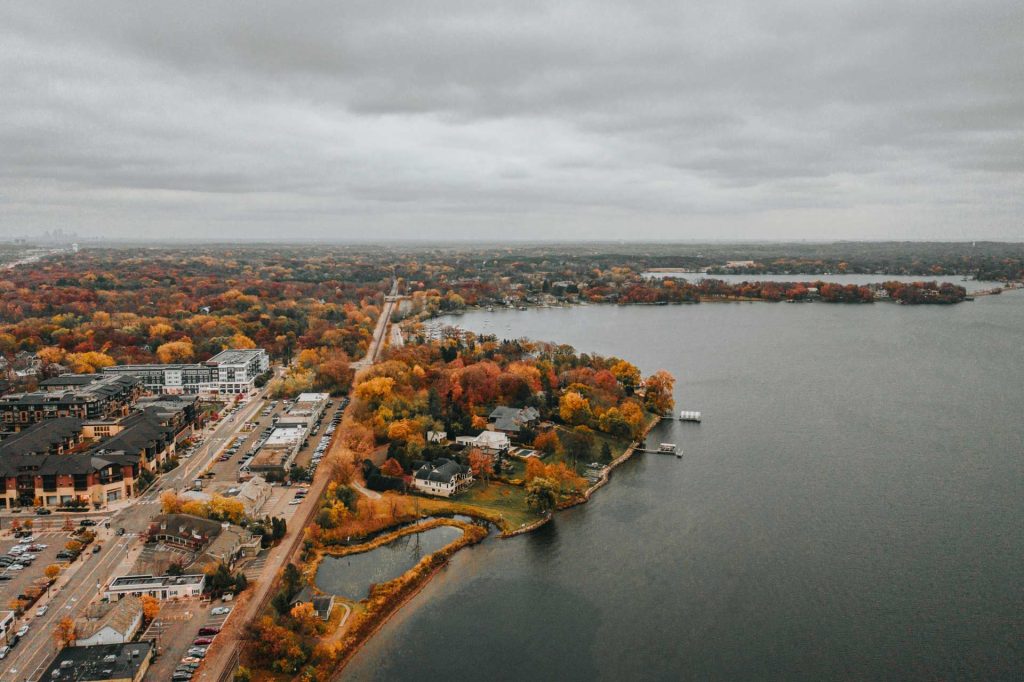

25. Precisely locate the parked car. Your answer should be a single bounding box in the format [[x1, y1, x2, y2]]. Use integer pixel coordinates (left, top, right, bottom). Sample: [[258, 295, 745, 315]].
[[92, 545, 101, 554], [15, 625, 29, 638], [36, 605, 48, 617], [211, 606, 231, 615], [35, 507, 51, 515], [0, 646, 9, 659], [79, 519, 97, 527], [116, 527, 126, 536], [192, 637, 214, 645], [198, 627, 220, 635], [8, 564, 24, 571]]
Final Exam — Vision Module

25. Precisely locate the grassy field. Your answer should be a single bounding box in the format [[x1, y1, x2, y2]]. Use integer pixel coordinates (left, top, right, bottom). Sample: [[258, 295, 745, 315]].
[[418, 481, 540, 530]]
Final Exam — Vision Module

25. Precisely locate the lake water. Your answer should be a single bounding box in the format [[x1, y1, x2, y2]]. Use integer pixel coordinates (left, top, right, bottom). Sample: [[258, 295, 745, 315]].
[[316, 525, 464, 599], [345, 294, 1024, 681], [642, 271, 1003, 293]]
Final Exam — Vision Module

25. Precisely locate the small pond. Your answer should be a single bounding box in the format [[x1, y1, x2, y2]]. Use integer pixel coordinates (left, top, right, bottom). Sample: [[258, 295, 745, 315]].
[[315, 525, 465, 599]]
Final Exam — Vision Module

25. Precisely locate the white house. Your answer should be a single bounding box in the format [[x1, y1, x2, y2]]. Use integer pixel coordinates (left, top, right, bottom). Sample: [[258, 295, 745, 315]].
[[75, 596, 144, 646], [412, 459, 473, 497], [426, 430, 447, 444], [456, 430, 510, 454]]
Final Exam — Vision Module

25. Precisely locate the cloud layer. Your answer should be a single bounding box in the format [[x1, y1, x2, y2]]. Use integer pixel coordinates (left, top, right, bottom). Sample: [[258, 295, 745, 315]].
[[1, 1, 1022, 241]]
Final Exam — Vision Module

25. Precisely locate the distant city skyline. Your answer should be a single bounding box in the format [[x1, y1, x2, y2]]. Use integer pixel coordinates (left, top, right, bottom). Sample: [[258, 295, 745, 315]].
[[1, 1, 1022, 242]]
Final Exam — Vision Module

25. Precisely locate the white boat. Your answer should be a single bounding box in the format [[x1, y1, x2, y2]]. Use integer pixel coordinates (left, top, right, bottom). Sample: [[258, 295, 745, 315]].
[[679, 410, 702, 422], [658, 443, 676, 453]]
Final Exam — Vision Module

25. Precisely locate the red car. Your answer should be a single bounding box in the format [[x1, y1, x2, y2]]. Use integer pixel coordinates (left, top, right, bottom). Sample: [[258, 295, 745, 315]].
[[193, 637, 214, 645], [198, 627, 220, 636]]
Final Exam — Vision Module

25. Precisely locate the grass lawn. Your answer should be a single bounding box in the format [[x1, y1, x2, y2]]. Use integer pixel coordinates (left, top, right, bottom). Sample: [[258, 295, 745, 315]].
[[418, 481, 540, 531], [542, 426, 633, 474]]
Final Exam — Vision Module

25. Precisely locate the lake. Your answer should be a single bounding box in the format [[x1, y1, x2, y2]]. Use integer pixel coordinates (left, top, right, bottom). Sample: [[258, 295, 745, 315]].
[[316, 525, 465, 599], [344, 294, 1024, 681]]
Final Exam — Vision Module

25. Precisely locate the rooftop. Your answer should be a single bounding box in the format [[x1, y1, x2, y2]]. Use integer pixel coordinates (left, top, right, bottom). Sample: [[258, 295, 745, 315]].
[[206, 349, 266, 366], [265, 427, 305, 447], [39, 641, 152, 682], [295, 392, 330, 404], [39, 374, 104, 389], [414, 458, 470, 483], [76, 595, 143, 640], [108, 574, 205, 589]]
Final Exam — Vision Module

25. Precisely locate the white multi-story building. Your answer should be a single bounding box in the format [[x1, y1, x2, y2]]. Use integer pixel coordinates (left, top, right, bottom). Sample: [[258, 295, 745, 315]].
[[103, 349, 269, 397]]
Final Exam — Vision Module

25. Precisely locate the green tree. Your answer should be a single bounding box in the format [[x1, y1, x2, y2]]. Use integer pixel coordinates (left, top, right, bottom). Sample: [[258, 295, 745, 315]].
[[526, 478, 558, 514]]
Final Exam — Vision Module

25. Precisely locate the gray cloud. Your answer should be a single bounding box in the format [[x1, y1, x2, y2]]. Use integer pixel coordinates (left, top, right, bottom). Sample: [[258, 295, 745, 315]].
[[0, 0, 1022, 241]]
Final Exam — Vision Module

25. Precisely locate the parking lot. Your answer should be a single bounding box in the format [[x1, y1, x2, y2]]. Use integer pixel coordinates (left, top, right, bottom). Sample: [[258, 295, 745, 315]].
[[141, 598, 235, 681], [195, 397, 345, 504], [0, 529, 84, 653]]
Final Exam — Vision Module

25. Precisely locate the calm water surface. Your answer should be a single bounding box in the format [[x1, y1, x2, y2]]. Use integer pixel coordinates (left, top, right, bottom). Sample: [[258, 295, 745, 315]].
[[316, 525, 464, 599], [346, 295, 1024, 681]]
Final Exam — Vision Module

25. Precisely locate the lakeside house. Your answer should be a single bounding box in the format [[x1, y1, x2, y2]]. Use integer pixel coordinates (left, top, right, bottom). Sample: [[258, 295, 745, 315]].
[[456, 430, 510, 455], [412, 458, 473, 497], [487, 406, 539, 439], [289, 585, 335, 621]]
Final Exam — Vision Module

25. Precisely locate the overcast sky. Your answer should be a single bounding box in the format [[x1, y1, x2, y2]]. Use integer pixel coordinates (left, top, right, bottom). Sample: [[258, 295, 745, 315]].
[[1, 1, 1022, 242]]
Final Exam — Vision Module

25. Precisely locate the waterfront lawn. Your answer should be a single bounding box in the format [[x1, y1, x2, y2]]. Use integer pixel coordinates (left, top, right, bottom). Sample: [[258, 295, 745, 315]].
[[419, 481, 539, 531], [543, 427, 634, 474]]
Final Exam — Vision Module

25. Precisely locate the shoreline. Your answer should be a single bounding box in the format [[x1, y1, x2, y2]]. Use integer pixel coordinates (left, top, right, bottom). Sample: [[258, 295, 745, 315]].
[[318, 417, 662, 675]]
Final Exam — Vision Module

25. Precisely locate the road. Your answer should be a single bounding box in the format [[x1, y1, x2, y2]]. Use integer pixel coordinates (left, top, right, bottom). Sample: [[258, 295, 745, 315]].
[[197, 284, 397, 682], [352, 279, 401, 370], [0, 383, 276, 681]]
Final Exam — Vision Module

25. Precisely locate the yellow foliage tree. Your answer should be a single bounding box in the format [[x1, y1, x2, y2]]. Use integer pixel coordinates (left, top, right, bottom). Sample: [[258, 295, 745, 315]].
[[228, 333, 256, 349], [53, 616, 76, 649], [65, 351, 116, 373], [160, 490, 183, 514], [156, 339, 195, 363], [559, 391, 593, 426], [140, 594, 161, 621]]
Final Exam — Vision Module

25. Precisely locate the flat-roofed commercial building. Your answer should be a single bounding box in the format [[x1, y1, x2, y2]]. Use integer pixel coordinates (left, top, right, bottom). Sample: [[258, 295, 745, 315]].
[[40, 641, 152, 682], [104, 574, 205, 601]]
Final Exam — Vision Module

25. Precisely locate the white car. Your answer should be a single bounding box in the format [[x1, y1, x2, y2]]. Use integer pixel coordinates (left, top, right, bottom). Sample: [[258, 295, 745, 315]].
[[288, 499, 302, 505], [211, 606, 232, 615], [36, 605, 48, 616], [8, 564, 24, 571], [16, 625, 29, 637]]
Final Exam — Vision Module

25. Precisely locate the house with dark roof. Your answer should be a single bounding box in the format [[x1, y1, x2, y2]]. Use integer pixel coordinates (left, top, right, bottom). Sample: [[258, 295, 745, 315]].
[[487, 406, 540, 437], [146, 513, 224, 550], [411, 458, 473, 497], [290, 585, 335, 621]]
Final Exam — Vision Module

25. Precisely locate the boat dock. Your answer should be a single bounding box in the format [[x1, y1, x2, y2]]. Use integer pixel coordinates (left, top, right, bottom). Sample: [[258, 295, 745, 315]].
[[635, 442, 683, 458]]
